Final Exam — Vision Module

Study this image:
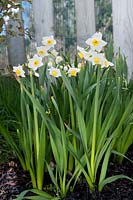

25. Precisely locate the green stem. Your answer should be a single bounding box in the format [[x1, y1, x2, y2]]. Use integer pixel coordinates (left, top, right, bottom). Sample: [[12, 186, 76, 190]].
[[30, 72, 39, 162], [91, 66, 101, 182], [68, 94, 77, 171]]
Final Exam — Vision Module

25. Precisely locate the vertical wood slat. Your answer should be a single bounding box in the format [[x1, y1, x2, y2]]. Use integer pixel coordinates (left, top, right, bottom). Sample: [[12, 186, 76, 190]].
[[7, 12, 26, 66], [32, 0, 54, 45], [75, 0, 96, 46], [112, 0, 133, 79]]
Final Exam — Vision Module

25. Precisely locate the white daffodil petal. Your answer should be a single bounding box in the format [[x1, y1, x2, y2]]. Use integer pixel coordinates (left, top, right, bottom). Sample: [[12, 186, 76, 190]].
[[55, 56, 63, 64], [34, 72, 40, 77], [101, 58, 114, 68], [68, 68, 80, 77], [50, 49, 59, 57], [13, 65, 25, 77], [86, 32, 107, 52], [48, 61, 53, 67], [42, 36, 56, 48], [28, 55, 43, 71], [48, 67, 61, 78], [85, 38, 92, 45], [37, 46, 49, 57], [91, 53, 105, 65], [92, 32, 102, 40]]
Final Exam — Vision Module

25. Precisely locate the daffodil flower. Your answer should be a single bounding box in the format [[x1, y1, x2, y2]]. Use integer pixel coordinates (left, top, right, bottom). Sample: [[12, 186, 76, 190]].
[[86, 32, 107, 52], [37, 46, 49, 57], [68, 67, 80, 77], [48, 67, 61, 78], [101, 58, 114, 68], [55, 56, 63, 64], [77, 46, 87, 59], [50, 49, 59, 57], [28, 55, 43, 71], [47, 61, 54, 68], [64, 65, 69, 72], [42, 36, 56, 48], [84, 50, 95, 62], [60, 65, 63, 69], [91, 52, 105, 65], [13, 65, 25, 77]]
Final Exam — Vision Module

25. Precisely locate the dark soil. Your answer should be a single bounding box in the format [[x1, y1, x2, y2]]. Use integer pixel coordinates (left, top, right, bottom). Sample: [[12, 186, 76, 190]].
[[0, 146, 132, 200], [0, 161, 31, 200]]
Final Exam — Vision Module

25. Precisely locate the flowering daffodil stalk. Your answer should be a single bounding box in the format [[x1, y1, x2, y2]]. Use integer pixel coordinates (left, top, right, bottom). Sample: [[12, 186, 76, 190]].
[[28, 55, 43, 71], [37, 46, 49, 57], [42, 36, 56, 48], [48, 67, 61, 78], [68, 67, 80, 77], [101, 58, 114, 68], [13, 65, 25, 77], [85, 32, 107, 52]]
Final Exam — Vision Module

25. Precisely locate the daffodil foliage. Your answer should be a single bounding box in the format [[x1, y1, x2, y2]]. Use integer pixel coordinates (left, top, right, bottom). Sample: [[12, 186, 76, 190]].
[[6, 32, 133, 198]]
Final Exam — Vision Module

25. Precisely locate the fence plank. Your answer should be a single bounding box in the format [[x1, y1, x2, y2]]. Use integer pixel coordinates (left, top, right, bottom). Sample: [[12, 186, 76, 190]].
[[33, 0, 54, 45], [7, 12, 26, 66], [75, 0, 96, 46], [112, 0, 133, 80]]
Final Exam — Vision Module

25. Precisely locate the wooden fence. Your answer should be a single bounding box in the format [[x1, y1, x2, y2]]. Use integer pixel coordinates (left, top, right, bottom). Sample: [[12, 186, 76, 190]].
[[3, 0, 133, 79]]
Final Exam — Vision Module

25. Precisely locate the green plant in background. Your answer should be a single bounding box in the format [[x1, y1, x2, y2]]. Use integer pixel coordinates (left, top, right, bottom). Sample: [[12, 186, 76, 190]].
[[0, 33, 133, 200], [111, 55, 133, 164], [0, 75, 21, 163]]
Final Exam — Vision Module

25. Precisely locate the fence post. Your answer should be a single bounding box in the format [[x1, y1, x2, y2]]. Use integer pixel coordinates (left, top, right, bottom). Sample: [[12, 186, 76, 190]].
[[32, 0, 54, 45], [75, 0, 96, 46], [112, 0, 133, 80]]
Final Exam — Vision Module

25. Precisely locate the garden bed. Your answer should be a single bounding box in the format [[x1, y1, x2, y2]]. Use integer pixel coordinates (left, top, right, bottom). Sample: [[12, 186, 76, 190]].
[[0, 145, 132, 200]]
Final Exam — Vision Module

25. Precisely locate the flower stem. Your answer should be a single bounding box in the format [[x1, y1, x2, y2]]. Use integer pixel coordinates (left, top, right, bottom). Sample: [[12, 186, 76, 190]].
[[91, 66, 101, 182]]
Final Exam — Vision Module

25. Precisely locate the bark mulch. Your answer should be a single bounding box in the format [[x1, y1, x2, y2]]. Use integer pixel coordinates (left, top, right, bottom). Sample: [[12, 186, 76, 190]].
[[0, 146, 132, 200]]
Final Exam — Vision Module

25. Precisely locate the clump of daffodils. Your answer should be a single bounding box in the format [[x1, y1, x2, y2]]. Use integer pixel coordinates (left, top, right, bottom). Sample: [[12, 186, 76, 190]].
[[13, 32, 114, 78], [77, 32, 114, 68]]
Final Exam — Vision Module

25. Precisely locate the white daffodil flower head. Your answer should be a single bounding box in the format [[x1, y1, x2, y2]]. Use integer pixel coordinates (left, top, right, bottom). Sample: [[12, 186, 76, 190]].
[[48, 67, 61, 78], [84, 50, 95, 62], [42, 36, 56, 48], [55, 56, 63, 64], [64, 65, 69, 72], [48, 61, 54, 68], [28, 55, 43, 71], [101, 58, 114, 68], [91, 52, 105, 66], [36, 46, 49, 57], [13, 65, 25, 77], [86, 32, 107, 52], [60, 65, 63, 69], [77, 46, 87, 59], [68, 67, 80, 77], [50, 49, 59, 57]]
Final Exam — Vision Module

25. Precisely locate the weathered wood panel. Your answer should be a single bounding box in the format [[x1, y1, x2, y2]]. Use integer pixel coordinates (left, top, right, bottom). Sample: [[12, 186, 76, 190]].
[[75, 0, 96, 46], [7, 12, 26, 66], [32, 0, 54, 45], [112, 0, 133, 79]]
